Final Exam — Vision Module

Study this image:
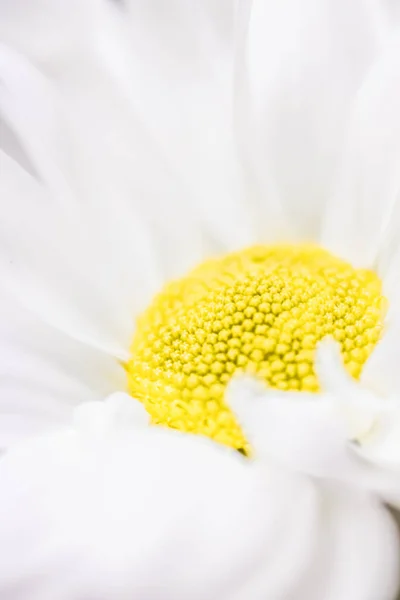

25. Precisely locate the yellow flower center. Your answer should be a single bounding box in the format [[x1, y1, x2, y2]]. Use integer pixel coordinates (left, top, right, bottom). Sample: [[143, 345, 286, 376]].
[[127, 244, 385, 452]]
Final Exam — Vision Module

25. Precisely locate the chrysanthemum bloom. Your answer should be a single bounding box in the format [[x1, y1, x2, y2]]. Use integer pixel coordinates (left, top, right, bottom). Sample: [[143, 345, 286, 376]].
[[1, 1, 400, 599]]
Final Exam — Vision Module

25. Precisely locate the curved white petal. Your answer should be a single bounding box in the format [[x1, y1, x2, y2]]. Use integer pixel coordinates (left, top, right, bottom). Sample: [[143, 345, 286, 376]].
[[321, 33, 400, 277], [382, 0, 400, 32], [0, 401, 398, 600], [108, 0, 269, 249], [0, 1, 266, 255], [234, 484, 399, 600], [73, 391, 150, 435], [0, 43, 218, 356], [0, 0, 114, 67], [237, 0, 384, 240], [227, 340, 400, 507], [0, 147, 132, 357], [0, 421, 303, 600], [228, 376, 365, 481], [310, 484, 399, 600], [356, 405, 400, 474], [316, 335, 400, 491], [362, 321, 400, 397], [0, 292, 125, 450]]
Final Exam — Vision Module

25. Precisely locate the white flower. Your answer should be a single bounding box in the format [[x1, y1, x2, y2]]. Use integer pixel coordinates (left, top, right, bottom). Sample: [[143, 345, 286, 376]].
[[1, 1, 400, 599]]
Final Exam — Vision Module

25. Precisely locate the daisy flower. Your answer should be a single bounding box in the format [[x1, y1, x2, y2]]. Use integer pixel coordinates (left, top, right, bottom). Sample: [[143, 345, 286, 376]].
[[1, 1, 400, 599]]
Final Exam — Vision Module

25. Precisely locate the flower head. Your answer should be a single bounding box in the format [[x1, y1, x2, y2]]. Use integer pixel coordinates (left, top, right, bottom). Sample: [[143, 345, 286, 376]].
[[1, 1, 400, 599]]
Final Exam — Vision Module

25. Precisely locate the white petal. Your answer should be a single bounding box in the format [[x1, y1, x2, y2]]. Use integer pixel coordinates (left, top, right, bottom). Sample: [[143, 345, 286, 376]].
[[0, 44, 199, 355], [0, 148, 131, 358], [0, 0, 113, 67], [228, 377, 359, 480], [381, 0, 400, 32], [227, 340, 400, 506], [111, 0, 263, 250], [238, 0, 383, 240], [357, 406, 400, 473], [1, 413, 398, 600], [0, 292, 125, 450], [362, 321, 400, 396], [0, 424, 306, 600], [316, 337, 360, 392], [321, 33, 400, 274], [317, 340, 400, 485], [232, 472, 323, 600], [236, 484, 399, 600], [73, 392, 150, 435], [0, 1, 263, 257], [317, 340, 400, 505], [316, 338, 382, 439], [310, 484, 399, 600]]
